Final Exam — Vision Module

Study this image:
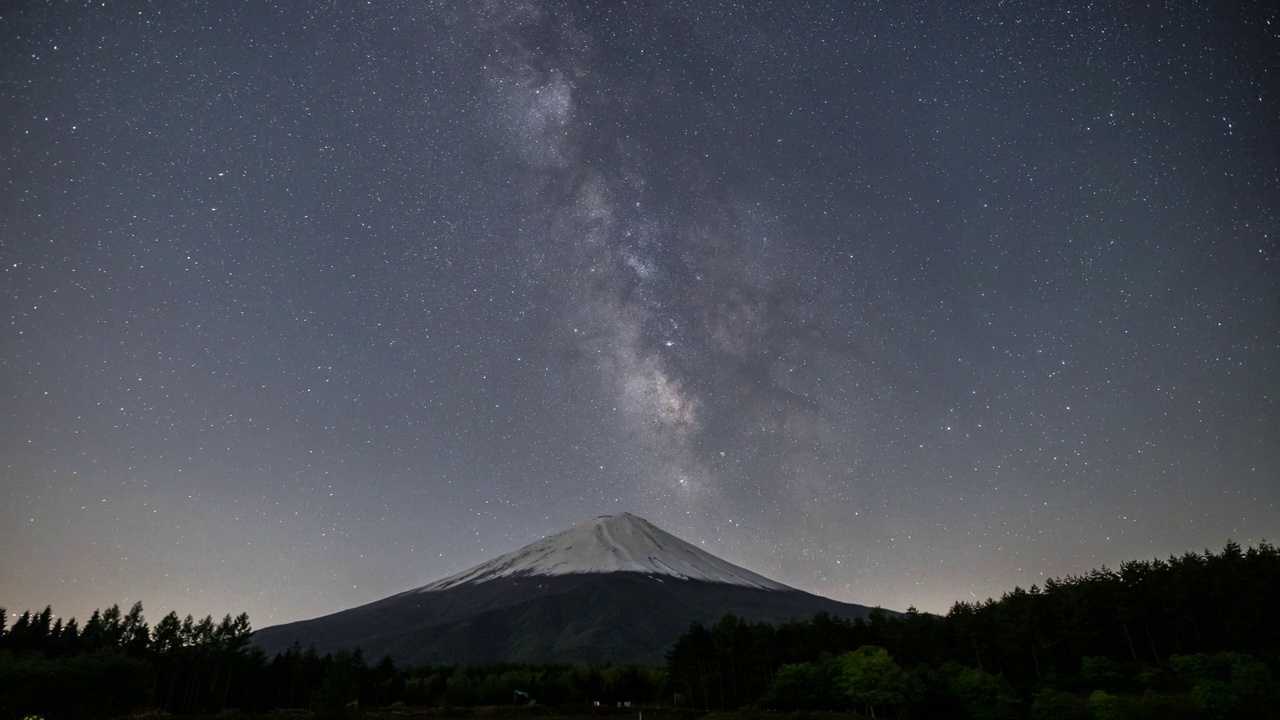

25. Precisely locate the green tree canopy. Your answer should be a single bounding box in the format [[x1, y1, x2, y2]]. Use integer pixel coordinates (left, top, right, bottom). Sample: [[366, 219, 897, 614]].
[[836, 645, 920, 718]]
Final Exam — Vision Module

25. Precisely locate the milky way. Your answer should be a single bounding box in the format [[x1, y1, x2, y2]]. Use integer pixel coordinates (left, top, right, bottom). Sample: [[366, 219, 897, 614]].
[[477, 2, 872, 523], [2, 1, 1277, 625]]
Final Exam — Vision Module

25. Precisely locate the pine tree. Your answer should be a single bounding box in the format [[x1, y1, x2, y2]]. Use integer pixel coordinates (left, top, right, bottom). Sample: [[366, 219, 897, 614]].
[[102, 603, 125, 648], [122, 601, 150, 655], [152, 611, 183, 655], [180, 614, 196, 647], [61, 617, 81, 654], [82, 608, 105, 650], [9, 611, 32, 653]]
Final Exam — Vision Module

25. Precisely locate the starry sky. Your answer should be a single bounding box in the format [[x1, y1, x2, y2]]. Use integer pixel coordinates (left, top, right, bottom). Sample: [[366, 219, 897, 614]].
[[3, 1, 1277, 627]]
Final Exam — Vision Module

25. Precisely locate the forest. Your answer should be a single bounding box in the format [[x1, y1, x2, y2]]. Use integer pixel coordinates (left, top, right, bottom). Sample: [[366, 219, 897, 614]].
[[1, 540, 1276, 719], [667, 539, 1279, 718]]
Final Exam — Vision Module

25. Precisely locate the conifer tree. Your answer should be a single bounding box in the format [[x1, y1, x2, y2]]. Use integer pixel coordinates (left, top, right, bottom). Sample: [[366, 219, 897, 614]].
[[102, 603, 124, 648], [152, 611, 183, 655], [122, 601, 150, 655], [61, 617, 81, 654], [9, 611, 32, 653], [82, 608, 105, 649]]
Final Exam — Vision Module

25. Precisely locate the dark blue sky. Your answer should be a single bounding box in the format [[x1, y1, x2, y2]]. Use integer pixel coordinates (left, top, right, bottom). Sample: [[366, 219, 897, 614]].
[[3, 1, 1276, 626]]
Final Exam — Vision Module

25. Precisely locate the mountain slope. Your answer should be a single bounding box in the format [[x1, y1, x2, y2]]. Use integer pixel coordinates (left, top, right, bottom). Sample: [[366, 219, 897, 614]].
[[252, 514, 886, 664], [415, 513, 788, 592]]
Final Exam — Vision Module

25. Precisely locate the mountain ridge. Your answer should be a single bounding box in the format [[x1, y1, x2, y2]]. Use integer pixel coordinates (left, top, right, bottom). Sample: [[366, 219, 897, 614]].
[[410, 512, 790, 593], [252, 512, 887, 664]]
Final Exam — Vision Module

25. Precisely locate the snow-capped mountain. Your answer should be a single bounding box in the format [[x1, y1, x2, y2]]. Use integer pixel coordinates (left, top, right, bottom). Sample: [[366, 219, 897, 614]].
[[253, 512, 887, 665], [415, 513, 789, 592]]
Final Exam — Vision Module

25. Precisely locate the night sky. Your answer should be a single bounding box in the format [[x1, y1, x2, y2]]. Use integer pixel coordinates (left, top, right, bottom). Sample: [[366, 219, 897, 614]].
[[3, 2, 1277, 627]]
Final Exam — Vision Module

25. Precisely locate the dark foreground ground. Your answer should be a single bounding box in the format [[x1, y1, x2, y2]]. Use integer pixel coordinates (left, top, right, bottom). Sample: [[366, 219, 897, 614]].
[[147, 708, 846, 720]]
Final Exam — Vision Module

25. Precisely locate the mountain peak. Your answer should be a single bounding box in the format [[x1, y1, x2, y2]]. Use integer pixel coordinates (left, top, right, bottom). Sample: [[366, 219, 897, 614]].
[[413, 512, 790, 593]]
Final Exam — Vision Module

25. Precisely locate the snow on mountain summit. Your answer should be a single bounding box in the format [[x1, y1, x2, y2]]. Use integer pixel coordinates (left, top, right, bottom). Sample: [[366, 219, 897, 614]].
[[414, 512, 790, 592]]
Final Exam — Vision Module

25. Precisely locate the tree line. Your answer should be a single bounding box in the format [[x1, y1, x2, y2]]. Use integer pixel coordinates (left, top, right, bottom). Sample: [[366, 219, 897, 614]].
[[0, 602, 260, 717], [0, 600, 666, 717], [3, 539, 1276, 718], [665, 540, 1280, 718]]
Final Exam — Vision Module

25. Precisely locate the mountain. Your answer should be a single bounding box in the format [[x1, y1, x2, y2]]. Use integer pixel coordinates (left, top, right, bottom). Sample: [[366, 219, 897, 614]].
[[251, 513, 887, 665], [418, 511, 788, 592]]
